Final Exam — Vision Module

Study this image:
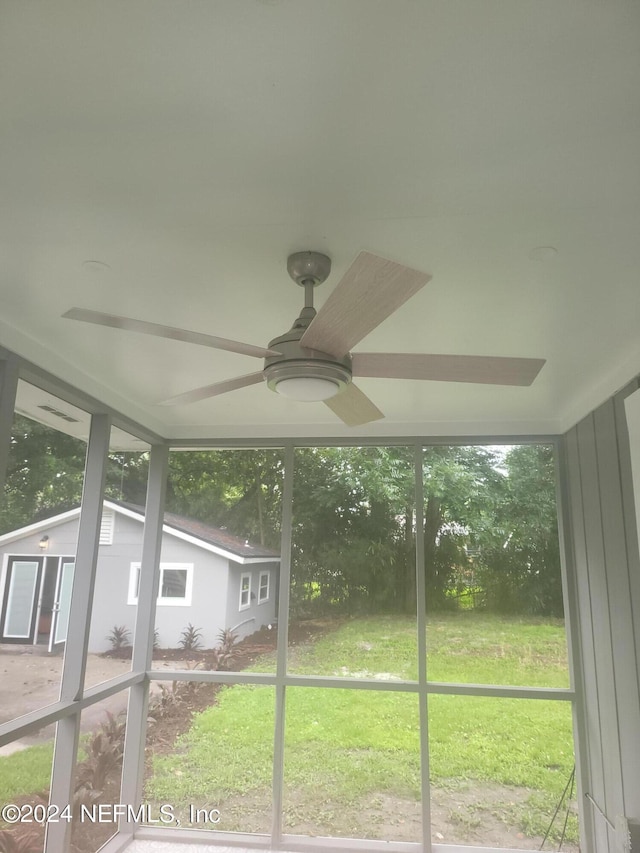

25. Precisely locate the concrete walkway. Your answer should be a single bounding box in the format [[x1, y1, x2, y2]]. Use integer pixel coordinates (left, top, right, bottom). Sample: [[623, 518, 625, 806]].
[[0, 646, 178, 755]]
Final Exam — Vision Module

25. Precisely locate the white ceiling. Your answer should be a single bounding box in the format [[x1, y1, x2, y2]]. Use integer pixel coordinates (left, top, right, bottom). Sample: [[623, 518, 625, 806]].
[[1, 1, 640, 440]]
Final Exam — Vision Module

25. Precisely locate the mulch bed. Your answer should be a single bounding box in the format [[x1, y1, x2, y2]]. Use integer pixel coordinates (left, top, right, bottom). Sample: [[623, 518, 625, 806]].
[[101, 618, 327, 664]]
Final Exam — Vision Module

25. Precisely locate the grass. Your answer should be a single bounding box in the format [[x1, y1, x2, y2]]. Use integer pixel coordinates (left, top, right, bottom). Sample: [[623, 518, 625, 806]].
[[0, 736, 90, 808], [0, 614, 575, 842], [146, 613, 577, 843], [0, 741, 53, 803], [286, 612, 570, 687], [426, 613, 570, 686]]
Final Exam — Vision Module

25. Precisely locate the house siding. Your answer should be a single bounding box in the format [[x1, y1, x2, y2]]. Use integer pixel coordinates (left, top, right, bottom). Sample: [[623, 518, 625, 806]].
[[1, 517, 81, 555], [91, 512, 144, 652], [561, 379, 640, 852], [225, 562, 279, 638], [0, 509, 279, 654], [149, 531, 229, 652]]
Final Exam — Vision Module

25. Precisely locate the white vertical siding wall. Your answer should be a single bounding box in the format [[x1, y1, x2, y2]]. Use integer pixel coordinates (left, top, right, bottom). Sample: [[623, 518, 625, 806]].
[[562, 379, 640, 852]]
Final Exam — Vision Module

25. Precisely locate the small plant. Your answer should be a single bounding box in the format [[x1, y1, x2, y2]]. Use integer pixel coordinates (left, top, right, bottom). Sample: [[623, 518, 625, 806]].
[[153, 629, 160, 650], [217, 627, 239, 669], [106, 625, 131, 651], [204, 627, 240, 671], [98, 710, 127, 747], [148, 683, 181, 720], [74, 711, 126, 795], [147, 665, 207, 724], [71, 784, 103, 820], [178, 623, 203, 653]]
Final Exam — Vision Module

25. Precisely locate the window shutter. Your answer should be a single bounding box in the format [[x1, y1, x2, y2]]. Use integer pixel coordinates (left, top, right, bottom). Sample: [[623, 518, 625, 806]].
[[99, 508, 115, 545]]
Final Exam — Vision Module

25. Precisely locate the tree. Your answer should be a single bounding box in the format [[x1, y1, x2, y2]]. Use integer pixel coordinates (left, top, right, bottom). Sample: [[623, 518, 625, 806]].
[[0, 416, 87, 533], [288, 445, 506, 615], [289, 446, 413, 615], [420, 445, 505, 610], [165, 449, 284, 549], [476, 444, 563, 616], [0, 416, 150, 534]]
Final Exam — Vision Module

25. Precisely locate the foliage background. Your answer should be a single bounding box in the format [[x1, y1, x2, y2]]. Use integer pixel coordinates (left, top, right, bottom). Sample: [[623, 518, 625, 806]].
[[1, 416, 563, 616]]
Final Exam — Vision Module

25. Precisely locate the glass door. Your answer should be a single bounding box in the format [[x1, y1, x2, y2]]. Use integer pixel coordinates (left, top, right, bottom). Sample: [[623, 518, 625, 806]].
[[49, 558, 75, 652], [1, 557, 43, 642]]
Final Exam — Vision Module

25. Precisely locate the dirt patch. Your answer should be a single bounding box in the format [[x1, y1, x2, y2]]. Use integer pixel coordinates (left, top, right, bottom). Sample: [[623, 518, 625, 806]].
[[430, 784, 578, 850], [0, 648, 131, 751], [211, 786, 577, 850], [0, 646, 198, 753]]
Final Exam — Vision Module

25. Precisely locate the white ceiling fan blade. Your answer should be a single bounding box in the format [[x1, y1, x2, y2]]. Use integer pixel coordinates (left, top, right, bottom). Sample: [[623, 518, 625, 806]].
[[63, 308, 280, 359], [352, 353, 546, 386], [300, 252, 431, 358], [157, 371, 264, 406], [324, 383, 384, 426]]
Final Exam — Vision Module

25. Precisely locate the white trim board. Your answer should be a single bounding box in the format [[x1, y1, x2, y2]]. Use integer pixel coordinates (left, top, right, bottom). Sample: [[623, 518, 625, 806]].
[[0, 500, 280, 566]]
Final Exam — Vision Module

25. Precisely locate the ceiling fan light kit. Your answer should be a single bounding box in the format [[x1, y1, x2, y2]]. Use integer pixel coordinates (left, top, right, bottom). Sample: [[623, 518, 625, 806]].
[[62, 249, 545, 426], [271, 374, 345, 402], [264, 353, 352, 401]]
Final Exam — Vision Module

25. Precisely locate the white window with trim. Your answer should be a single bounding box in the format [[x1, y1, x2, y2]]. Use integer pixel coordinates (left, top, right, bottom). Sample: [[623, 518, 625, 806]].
[[258, 569, 270, 603], [239, 572, 251, 610], [128, 562, 193, 606]]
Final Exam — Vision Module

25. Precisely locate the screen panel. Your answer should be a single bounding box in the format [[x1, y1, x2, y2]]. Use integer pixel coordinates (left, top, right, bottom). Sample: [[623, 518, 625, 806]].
[[283, 686, 422, 842], [428, 694, 577, 849]]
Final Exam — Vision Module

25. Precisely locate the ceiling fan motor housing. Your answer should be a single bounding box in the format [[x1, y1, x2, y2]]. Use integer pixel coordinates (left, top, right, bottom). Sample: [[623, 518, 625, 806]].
[[264, 325, 353, 398]]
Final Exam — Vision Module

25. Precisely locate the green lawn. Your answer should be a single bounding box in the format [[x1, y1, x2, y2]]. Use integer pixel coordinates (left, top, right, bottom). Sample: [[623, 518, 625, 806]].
[[286, 612, 570, 687], [0, 742, 53, 803], [146, 613, 577, 843], [0, 614, 575, 842]]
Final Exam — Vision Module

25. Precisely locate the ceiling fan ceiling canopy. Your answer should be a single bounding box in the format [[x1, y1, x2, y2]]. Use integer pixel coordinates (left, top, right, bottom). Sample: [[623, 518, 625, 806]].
[[286, 250, 332, 289]]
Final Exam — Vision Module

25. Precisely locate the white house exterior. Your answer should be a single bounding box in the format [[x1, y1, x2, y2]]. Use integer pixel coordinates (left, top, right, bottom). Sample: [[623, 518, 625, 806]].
[[0, 500, 280, 653]]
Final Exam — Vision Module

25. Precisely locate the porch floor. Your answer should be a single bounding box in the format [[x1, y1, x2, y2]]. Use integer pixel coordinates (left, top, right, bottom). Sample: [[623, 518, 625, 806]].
[[126, 844, 296, 852]]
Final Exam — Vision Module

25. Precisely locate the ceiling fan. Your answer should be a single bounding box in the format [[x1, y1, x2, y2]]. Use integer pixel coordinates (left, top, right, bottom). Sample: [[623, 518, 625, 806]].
[[63, 251, 545, 426]]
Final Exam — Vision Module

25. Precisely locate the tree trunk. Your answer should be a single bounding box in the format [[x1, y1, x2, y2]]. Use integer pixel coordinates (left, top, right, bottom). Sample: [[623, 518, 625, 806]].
[[256, 471, 265, 546], [424, 495, 442, 609], [403, 505, 416, 612]]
